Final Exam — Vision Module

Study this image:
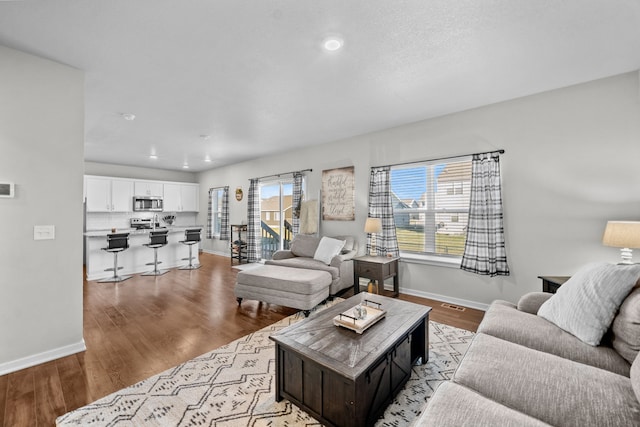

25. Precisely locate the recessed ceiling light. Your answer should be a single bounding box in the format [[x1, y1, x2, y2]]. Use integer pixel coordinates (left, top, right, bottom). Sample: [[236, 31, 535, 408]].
[[149, 154, 158, 160], [122, 113, 136, 121], [204, 156, 212, 162], [182, 163, 190, 169], [322, 36, 344, 51]]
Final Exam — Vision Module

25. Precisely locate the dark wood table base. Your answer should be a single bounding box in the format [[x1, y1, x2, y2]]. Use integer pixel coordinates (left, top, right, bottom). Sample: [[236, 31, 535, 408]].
[[271, 293, 431, 427]]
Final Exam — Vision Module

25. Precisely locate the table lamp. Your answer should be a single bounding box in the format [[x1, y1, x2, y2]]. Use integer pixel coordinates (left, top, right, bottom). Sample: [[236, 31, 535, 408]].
[[364, 217, 383, 256], [602, 221, 640, 264]]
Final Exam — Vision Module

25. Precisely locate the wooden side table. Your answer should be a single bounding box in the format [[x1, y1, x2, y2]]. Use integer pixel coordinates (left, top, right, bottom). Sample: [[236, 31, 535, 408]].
[[538, 276, 570, 294], [353, 255, 399, 297]]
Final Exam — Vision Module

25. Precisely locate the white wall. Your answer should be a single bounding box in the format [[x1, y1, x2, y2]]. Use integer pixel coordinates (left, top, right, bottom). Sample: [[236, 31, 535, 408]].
[[0, 46, 85, 373], [85, 161, 197, 183], [198, 71, 640, 308]]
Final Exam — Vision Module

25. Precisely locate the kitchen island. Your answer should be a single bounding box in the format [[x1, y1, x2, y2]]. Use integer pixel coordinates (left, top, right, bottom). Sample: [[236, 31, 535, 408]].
[[84, 227, 202, 281]]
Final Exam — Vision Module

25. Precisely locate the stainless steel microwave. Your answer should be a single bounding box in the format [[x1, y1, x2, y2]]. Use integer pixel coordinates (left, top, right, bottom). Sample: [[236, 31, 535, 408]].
[[133, 196, 163, 212]]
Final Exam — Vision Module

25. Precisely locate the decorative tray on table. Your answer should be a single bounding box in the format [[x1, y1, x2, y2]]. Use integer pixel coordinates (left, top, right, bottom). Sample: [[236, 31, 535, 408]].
[[333, 300, 386, 334]]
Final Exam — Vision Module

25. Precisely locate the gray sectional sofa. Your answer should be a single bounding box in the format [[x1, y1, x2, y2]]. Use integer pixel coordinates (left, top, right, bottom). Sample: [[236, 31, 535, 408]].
[[415, 285, 640, 426], [265, 234, 358, 296]]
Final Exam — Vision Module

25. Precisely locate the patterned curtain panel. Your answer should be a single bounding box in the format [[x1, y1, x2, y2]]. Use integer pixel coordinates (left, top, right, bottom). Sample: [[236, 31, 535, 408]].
[[460, 152, 510, 276], [368, 167, 400, 257], [291, 172, 303, 235], [246, 179, 261, 262], [206, 188, 214, 239], [220, 186, 230, 240]]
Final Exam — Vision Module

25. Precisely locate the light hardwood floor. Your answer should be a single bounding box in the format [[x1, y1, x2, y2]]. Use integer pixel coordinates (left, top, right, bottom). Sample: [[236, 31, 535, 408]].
[[0, 253, 484, 426]]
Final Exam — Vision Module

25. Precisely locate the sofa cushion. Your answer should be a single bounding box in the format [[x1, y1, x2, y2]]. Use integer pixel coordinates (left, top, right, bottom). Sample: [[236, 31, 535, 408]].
[[266, 257, 340, 280], [478, 300, 630, 376], [612, 284, 640, 364], [453, 333, 640, 427], [313, 237, 345, 265], [538, 262, 640, 345], [290, 234, 320, 258], [414, 381, 552, 427]]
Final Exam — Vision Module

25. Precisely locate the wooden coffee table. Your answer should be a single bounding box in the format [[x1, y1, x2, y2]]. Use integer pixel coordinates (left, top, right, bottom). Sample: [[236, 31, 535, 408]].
[[270, 293, 431, 427]]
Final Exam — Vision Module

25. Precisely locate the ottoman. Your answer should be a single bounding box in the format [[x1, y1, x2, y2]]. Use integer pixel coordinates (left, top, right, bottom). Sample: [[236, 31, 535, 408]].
[[235, 265, 331, 316]]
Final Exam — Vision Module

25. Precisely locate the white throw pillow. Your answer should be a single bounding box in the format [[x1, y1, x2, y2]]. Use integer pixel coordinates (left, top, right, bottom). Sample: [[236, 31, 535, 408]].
[[538, 262, 640, 346], [313, 237, 346, 265]]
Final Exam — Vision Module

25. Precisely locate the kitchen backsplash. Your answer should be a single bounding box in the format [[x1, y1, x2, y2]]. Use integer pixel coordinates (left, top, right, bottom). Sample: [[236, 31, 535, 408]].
[[86, 212, 198, 231]]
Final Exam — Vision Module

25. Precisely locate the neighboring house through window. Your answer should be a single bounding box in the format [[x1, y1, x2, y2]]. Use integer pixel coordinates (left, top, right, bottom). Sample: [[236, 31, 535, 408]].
[[390, 158, 472, 262]]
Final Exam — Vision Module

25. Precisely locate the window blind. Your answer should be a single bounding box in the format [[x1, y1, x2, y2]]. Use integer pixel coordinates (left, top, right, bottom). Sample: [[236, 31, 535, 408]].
[[390, 158, 472, 257]]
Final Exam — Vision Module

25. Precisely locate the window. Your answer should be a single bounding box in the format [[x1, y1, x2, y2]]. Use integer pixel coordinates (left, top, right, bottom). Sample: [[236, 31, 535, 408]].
[[390, 158, 472, 260], [446, 182, 463, 195], [211, 188, 224, 236], [260, 180, 298, 259]]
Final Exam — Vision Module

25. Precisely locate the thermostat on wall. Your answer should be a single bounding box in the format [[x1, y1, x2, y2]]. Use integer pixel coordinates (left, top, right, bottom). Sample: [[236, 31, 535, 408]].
[[0, 182, 14, 198]]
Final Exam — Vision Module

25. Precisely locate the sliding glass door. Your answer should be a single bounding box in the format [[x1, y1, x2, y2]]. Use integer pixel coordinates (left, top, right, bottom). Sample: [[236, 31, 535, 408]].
[[260, 180, 294, 259]]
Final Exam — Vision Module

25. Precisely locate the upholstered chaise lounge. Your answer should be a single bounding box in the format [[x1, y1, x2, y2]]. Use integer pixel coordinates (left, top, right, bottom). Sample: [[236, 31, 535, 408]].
[[265, 234, 358, 297], [235, 234, 358, 316]]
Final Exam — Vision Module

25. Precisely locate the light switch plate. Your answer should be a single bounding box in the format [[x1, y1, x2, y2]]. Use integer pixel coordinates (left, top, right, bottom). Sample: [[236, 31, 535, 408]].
[[0, 182, 14, 198], [34, 225, 55, 240]]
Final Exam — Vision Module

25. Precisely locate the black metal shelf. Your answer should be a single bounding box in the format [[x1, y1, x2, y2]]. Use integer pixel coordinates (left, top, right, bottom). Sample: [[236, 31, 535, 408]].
[[230, 224, 248, 265]]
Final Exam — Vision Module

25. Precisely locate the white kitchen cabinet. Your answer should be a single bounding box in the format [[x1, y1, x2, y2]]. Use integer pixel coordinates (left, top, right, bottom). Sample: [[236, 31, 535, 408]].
[[85, 177, 111, 212], [163, 183, 199, 212], [85, 176, 133, 212], [134, 181, 163, 197], [163, 183, 181, 211], [111, 180, 134, 211], [181, 184, 199, 212]]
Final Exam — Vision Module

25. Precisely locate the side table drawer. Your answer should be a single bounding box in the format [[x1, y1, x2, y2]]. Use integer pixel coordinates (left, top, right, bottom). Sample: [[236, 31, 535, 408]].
[[356, 261, 378, 277]]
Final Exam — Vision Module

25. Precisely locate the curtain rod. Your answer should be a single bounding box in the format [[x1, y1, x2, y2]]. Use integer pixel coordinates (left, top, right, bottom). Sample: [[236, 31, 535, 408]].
[[208, 185, 228, 193], [251, 168, 312, 181], [373, 149, 505, 169]]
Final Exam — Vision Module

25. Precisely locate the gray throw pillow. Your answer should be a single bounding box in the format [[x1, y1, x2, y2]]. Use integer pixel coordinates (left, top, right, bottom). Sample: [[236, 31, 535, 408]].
[[290, 234, 320, 258], [611, 283, 640, 364], [538, 262, 640, 346]]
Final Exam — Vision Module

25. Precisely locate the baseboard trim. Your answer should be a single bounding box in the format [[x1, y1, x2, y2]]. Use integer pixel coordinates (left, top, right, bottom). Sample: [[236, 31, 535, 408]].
[[202, 249, 230, 257], [399, 287, 489, 311], [0, 339, 86, 376]]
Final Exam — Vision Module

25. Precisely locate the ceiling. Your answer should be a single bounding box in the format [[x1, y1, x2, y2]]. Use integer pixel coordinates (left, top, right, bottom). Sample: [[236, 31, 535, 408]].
[[1, 1, 640, 172]]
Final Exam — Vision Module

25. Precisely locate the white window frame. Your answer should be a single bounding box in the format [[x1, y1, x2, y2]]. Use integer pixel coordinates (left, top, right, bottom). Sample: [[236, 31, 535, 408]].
[[391, 157, 471, 267], [211, 187, 224, 238]]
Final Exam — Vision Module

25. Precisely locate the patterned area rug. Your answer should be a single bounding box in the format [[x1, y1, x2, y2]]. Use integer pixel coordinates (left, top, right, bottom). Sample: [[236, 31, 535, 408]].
[[56, 302, 474, 427]]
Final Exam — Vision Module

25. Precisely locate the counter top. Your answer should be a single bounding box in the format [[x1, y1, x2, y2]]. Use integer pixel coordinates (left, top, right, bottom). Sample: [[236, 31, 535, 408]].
[[84, 225, 203, 237], [84, 225, 202, 280]]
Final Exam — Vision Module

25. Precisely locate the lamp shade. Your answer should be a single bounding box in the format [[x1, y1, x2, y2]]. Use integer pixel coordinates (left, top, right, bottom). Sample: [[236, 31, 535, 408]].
[[602, 221, 640, 248], [364, 217, 382, 234]]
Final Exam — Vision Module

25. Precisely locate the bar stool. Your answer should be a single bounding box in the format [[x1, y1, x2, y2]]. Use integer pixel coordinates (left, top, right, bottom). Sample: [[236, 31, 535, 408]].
[[179, 228, 201, 270], [142, 229, 170, 276], [99, 232, 131, 283]]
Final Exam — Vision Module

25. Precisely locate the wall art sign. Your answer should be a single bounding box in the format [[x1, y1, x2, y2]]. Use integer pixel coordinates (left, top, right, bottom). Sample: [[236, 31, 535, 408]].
[[322, 166, 355, 221]]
